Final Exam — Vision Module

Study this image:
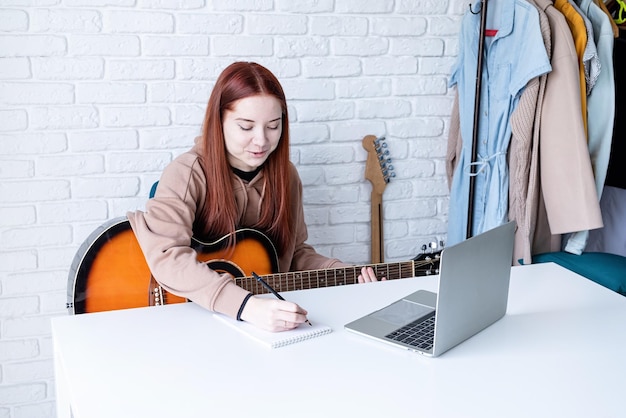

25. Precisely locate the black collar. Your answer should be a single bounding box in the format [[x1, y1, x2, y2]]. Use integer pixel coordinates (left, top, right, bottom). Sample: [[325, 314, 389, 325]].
[[231, 166, 262, 182]]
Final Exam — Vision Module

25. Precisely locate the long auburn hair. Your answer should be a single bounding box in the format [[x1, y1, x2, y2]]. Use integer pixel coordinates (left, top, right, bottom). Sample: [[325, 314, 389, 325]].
[[196, 62, 293, 254]]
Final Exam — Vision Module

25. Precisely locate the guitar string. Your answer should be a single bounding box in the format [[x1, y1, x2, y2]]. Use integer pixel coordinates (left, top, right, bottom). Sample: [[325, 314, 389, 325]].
[[234, 258, 440, 293], [161, 258, 441, 299]]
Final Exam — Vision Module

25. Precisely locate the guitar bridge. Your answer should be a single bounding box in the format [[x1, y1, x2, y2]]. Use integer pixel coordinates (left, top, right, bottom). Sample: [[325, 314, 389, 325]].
[[149, 275, 164, 306]]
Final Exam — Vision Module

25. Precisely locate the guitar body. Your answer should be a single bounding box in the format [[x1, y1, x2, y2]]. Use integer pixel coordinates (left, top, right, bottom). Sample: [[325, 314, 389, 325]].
[[69, 217, 440, 315], [68, 217, 279, 314]]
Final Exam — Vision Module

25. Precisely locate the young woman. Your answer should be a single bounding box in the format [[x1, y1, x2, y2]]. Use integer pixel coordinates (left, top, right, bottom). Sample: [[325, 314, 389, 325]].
[[128, 62, 382, 332]]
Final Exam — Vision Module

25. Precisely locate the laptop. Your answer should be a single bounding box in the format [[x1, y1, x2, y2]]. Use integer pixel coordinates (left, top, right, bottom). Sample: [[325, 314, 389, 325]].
[[345, 221, 515, 357]]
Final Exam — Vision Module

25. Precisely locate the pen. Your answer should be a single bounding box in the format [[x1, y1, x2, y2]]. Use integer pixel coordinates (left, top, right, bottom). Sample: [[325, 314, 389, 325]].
[[251, 271, 312, 326]]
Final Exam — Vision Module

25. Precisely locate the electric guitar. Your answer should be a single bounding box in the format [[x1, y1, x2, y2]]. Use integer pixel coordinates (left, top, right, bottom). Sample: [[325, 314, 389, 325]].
[[362, 134, 395, 264], [67, 217, 441, 314]]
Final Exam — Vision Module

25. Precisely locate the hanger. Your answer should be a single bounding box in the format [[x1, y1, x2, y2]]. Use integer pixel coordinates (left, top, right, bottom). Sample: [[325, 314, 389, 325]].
[[604, 0, 626, 31], [469, 1, 498, 37], [615, 0, 626, 25], [615, 0, 626, 32]]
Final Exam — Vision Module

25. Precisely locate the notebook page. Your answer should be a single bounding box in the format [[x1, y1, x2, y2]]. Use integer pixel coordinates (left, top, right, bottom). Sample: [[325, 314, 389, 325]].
[[214, 314, 332, 348]]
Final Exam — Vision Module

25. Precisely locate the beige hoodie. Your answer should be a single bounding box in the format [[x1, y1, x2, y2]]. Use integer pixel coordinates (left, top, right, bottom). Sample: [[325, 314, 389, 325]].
[[127, 143, 345, 319]]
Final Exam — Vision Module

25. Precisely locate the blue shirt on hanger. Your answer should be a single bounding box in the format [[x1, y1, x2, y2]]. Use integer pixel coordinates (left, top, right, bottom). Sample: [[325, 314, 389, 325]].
[[447, 0, 551, 245]]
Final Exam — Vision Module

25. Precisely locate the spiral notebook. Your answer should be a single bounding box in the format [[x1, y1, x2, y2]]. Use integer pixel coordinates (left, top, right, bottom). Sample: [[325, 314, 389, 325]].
[[215, 314, 332, 348]]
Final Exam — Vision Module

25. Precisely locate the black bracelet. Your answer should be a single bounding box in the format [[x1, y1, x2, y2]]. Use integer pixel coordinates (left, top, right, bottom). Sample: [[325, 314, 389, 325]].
[[236, 293, 253, 321]]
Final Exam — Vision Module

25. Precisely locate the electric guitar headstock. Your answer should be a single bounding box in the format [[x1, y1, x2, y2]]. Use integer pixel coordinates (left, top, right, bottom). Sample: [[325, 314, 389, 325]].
[[362, 134, 395, 195]]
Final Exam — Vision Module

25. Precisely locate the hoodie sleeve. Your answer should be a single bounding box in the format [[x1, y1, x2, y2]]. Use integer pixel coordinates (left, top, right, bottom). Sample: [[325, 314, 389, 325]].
[[127, 152, 250, 319]]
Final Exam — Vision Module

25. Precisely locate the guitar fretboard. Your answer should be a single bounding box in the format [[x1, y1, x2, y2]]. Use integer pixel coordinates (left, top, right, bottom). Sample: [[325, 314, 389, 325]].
[[235, 260, 425, 294]]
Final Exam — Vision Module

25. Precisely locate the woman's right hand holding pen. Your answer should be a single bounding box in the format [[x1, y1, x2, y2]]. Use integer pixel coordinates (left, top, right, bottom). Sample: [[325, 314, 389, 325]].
[[239, 297, 310, 332]]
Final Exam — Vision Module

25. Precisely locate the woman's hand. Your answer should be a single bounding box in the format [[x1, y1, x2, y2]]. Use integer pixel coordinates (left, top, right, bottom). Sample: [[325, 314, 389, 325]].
[[357, 266, 387, 283], [239, 296, 309, 332]]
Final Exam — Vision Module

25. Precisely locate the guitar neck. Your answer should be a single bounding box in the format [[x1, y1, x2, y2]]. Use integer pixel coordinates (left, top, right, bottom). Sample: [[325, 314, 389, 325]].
[[362, 134, 393, 265], [370, 191, 384, 264], [235, 260, 423, 295]]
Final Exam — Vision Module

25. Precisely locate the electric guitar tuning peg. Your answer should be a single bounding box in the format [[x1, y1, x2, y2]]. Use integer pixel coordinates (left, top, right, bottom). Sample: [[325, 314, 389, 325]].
[[373, 136, 386, 148]]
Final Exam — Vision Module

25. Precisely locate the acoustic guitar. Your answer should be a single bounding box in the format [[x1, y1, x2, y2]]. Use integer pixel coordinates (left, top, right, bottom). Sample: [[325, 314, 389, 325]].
[[67, 217, 441, 314], [362, 134, 395, 263]]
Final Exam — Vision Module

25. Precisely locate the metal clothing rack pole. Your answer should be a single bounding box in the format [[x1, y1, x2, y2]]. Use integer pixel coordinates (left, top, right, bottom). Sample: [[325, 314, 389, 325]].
[[466, 0, 489, 239]]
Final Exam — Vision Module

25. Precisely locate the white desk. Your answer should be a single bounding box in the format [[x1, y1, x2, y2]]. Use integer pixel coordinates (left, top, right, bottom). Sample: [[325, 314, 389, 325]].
[[52, 263, 626, 418]]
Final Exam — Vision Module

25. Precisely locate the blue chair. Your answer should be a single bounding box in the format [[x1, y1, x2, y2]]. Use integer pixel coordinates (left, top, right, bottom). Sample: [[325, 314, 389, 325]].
[[532, 251, 626, 296], [149, 181, 159, 199]]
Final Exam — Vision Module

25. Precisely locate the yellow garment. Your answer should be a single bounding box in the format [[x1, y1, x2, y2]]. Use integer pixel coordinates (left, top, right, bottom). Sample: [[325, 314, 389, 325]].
[[554, 0, 588, 135]]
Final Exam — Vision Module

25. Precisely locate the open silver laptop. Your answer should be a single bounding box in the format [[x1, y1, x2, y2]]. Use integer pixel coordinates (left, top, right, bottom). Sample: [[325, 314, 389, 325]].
[[345, 221, 515, 357]]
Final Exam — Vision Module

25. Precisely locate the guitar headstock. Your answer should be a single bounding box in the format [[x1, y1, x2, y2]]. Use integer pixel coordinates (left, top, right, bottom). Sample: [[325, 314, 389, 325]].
[[411, 240, 444, 276], [362, 134, 395, 195]]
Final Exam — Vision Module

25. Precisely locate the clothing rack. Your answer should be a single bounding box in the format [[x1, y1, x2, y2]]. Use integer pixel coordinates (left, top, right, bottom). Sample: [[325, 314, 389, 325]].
[[467, 0, 490, 239]]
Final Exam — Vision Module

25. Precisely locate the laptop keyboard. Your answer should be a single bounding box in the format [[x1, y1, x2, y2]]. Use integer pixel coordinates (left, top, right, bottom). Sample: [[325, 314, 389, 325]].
[[385, 312, 436, 351]]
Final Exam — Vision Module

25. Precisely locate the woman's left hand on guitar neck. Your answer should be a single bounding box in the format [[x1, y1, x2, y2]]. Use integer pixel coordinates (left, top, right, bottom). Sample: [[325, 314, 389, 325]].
[[357, 266, 387, 283]]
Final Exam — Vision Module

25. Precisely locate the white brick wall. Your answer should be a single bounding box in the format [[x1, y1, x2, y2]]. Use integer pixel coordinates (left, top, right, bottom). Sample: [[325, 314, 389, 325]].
[[0, 1, 464, 416]]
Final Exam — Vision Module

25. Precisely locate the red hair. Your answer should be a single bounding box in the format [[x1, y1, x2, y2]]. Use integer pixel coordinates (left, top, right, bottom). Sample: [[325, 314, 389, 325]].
[[197, 62, 293, 254]]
